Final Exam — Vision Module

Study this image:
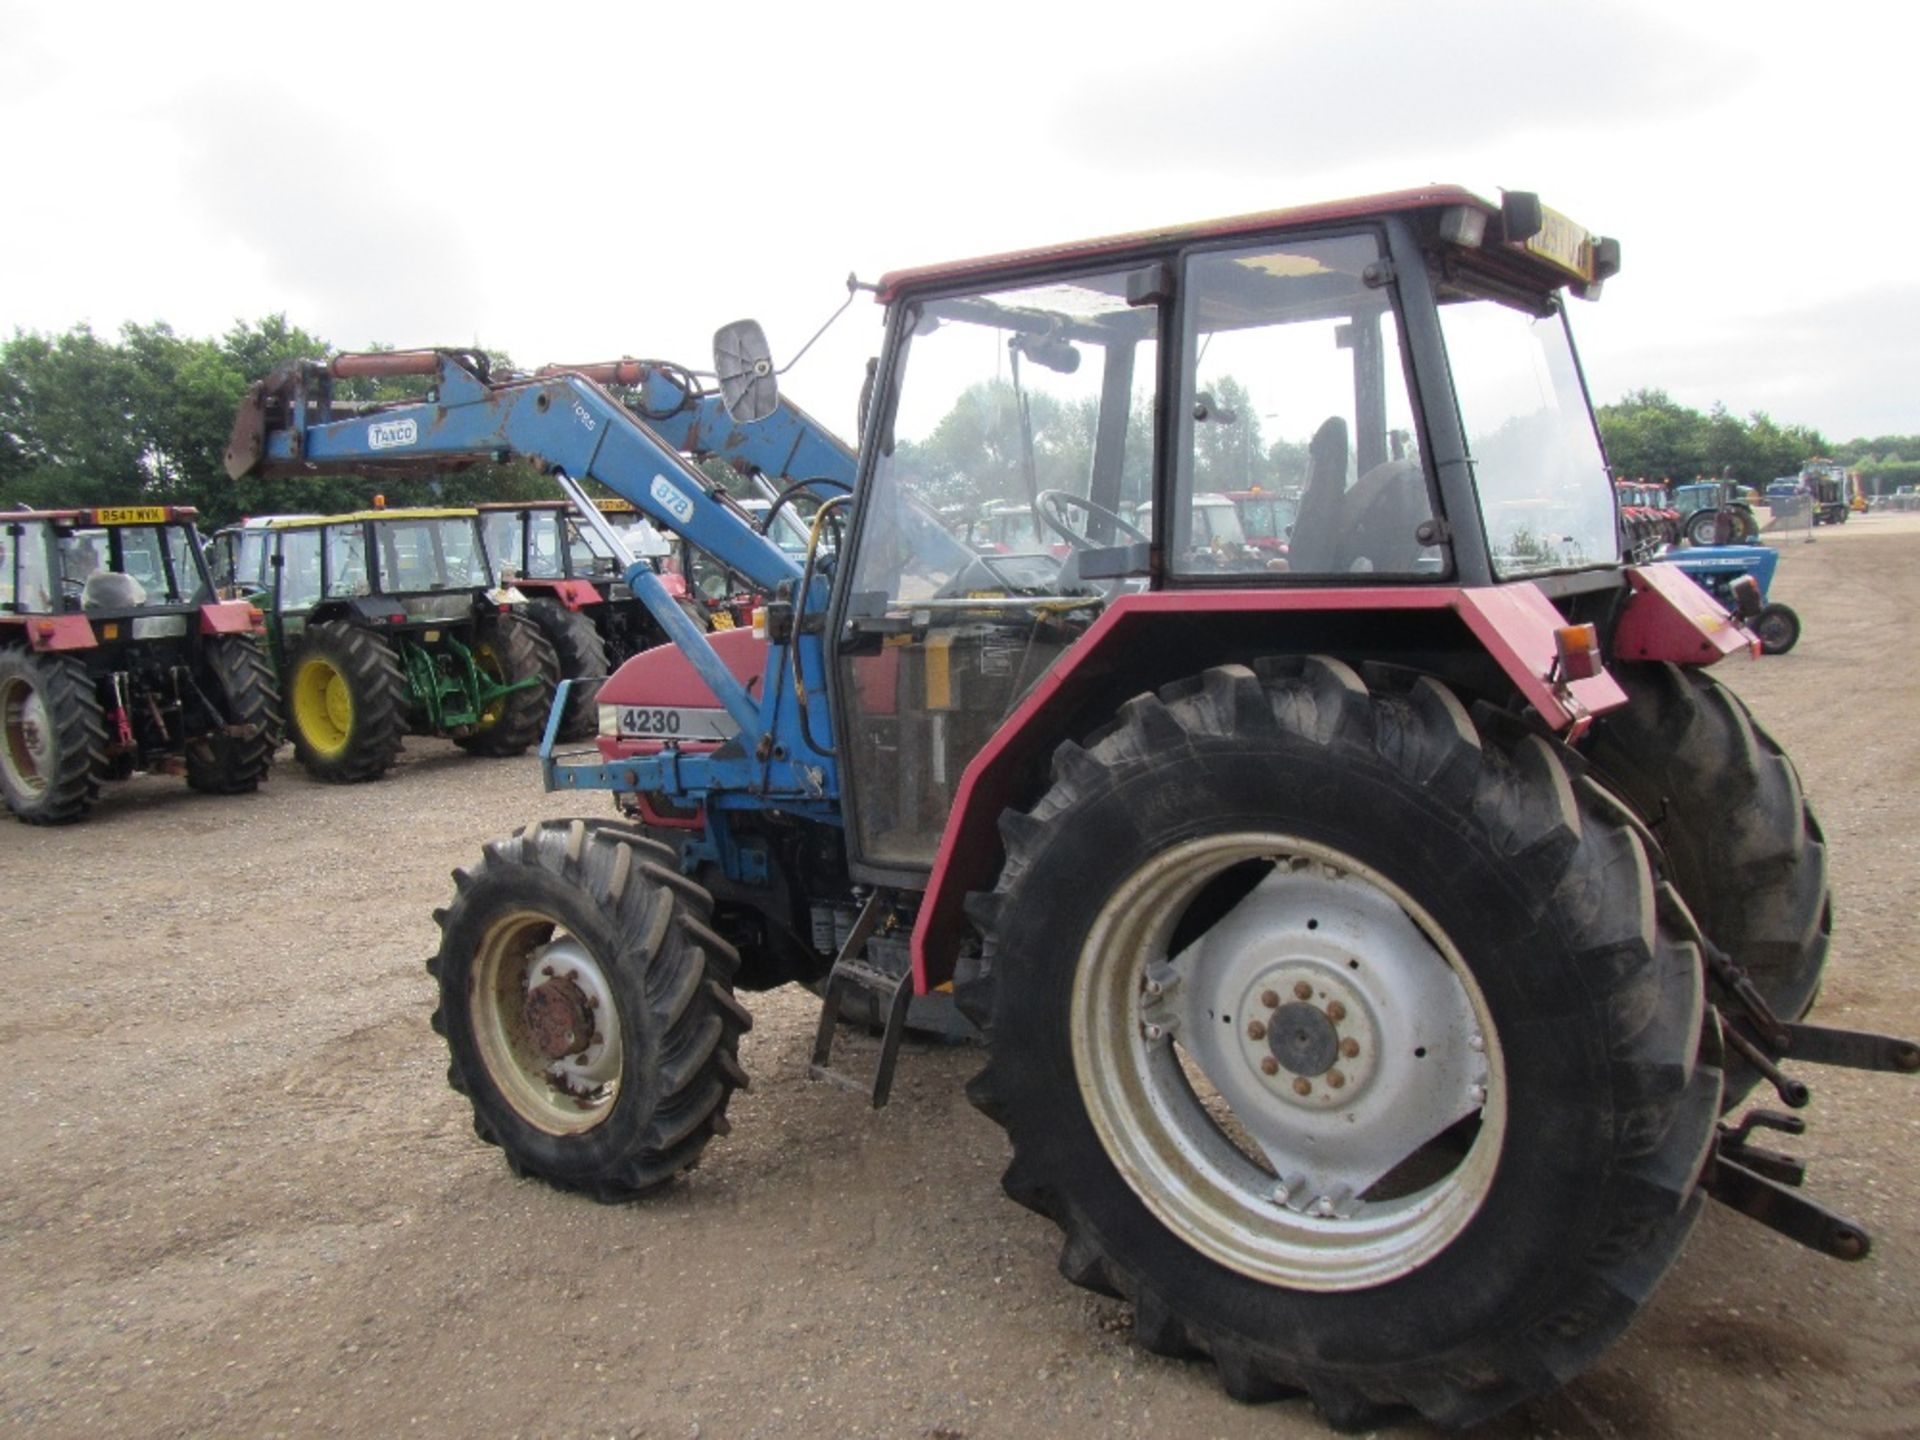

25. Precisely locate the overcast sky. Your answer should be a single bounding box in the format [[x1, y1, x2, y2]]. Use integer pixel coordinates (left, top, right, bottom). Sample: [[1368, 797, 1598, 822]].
[[1, 0, 1910, 443]]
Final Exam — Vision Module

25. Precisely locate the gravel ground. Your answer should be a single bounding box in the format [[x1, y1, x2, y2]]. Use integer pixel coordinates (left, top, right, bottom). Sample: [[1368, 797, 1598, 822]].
[[3, 516, 1917, 1440]]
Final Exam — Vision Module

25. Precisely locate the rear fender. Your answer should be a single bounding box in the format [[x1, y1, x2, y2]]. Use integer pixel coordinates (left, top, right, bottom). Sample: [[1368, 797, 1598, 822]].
[[910, 583, 1629, 993], [198, 600, 266, 637], [520, 578, 602, 611], [18, 614, 96, 652]]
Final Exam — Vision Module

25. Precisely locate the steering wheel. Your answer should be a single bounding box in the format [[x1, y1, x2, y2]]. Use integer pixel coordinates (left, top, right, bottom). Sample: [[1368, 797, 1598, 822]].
[[1035, 489, 1150, 551], [762, 476, 853, 539]]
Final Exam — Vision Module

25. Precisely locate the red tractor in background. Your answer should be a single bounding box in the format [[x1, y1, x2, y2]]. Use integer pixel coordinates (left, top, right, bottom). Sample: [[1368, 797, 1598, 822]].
[[477, 498, 703, 741], [0, 505, 279, 823]]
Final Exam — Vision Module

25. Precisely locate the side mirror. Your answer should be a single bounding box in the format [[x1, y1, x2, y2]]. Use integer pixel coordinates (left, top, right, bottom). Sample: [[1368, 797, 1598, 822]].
[[714, 320, 778, 423]]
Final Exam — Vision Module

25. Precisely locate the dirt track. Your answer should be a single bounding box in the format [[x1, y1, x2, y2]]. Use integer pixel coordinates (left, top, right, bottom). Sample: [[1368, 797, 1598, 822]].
[[4, 518, 1918, 1440]]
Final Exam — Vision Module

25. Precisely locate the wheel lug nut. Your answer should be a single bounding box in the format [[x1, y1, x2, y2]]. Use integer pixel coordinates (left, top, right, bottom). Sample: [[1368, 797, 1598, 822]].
[[1469, 1083, 1488, 1105], [1260, 1057, 1279, 1076], [1325, 1000, 1346, 1022], [1143, 1023, 1164, 1042], [1327, 1069, 1346, 1089], [1247, 1020, 1267, 1041], [1292, 1077, 1312, 1096], [1340, 1037, 1360, 1058], [1468, 1033, 1486, 1052], [1261, 989, 1280, 1009], [1292, 982, 1312, 1002]]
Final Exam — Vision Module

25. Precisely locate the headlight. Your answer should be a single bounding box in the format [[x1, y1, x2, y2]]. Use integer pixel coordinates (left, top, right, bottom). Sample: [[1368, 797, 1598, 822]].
[[597, 704, 619, 738]]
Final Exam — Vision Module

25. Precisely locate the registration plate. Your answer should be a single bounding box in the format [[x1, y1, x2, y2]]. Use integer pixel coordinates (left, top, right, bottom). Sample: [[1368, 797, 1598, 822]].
[[616, 705, 736, 740], [94, 506, 168, 525]]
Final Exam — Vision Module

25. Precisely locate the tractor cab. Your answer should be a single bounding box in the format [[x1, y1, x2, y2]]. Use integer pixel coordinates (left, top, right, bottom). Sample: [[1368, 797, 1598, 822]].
[[3, 506, 219, 621], [829, 187, 1623, 874], [0, 506, 277, 823], [476, 499, 652, 587]]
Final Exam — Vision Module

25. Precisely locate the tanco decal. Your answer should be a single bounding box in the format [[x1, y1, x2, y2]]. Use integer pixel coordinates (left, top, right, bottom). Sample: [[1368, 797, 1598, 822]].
[[369, 418, 420, 450]]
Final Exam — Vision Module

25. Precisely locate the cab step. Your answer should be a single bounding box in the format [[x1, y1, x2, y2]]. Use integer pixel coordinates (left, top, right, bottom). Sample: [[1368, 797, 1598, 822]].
[[809, 889, 913, 1108]]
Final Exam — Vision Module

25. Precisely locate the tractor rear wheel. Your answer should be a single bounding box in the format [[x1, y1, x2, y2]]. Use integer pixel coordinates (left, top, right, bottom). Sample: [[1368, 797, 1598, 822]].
[[1684, 509, 1721, 547], [186, 635, 283, 794], [288, 620, 407, 783], [0, 648, 105, 824], [1586, 661, 1828, 1103], [525, 598, 609, 743], [454, 610, 558, 757], [430, 817, 751, 1198], [961, 659, 1719, 1429]]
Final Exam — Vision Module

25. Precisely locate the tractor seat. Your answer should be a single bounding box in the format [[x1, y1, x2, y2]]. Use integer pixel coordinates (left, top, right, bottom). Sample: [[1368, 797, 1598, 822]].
[[82, 570, 149, 609]]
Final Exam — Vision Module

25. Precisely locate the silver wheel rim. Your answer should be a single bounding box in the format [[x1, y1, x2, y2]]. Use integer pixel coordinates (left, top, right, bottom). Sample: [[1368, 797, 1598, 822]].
[[1072, 833, 1506, 1291], [1, 675, 52, 797], [470, 912, 624, 1135]]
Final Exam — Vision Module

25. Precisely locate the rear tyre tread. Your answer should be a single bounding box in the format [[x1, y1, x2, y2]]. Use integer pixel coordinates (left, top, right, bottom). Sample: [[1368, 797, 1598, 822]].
[[186, 634, 282, 794], [1586, 662, 1830, 1103], [0, 649, 106, 824], [964, 658, 1717, 1428], [454, 610, 560, 757], [526, 597, 610, 743]]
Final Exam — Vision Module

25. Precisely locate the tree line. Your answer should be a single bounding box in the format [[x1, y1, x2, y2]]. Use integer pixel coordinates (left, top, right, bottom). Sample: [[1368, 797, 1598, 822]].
[[1596, 389, 1920, 495], [6, 321, 1915, 532], [0, 318, 550, 528]]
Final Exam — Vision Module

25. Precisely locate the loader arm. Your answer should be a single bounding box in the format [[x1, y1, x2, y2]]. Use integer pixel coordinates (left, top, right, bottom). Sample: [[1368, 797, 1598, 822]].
[[225, 349, 843, 807]]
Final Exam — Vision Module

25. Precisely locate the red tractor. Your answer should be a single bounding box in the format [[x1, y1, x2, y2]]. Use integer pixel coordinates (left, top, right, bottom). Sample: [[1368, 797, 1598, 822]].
[[228, 187, 1911, 1430], [0, 505, 279, 823]]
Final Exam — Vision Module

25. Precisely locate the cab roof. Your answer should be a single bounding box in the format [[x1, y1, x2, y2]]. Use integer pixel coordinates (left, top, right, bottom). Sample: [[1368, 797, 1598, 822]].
[[475, 497, 639, 514], [4, 505, 200, 525], [264, 507, 479, 529], [875, 185, 1594, 300]]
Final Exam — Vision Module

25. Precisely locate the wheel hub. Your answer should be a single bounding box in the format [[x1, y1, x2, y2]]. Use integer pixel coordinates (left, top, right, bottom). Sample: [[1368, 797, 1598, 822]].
[[522, 939, 621, 1093], [1238, 965, 1381, 1108], [525, 973, 595, 1059]]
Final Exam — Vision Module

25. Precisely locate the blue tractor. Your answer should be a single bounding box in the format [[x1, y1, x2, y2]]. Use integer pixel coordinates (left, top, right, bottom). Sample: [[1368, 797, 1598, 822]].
[[1664, 544, 1800, 653], [225, 189, 1913, 1430]]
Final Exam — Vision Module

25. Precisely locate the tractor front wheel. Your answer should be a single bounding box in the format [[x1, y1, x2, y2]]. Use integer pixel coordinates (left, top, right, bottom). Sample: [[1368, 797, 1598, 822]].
[[525, 598, 609, 744], [430, 817, 751, 1197], [1752, 604, 1801, 656], [0, 648, 105, 824], [288, 621, 407, 783], [186, 634, 283, 794], [454, 611, 558, 757], [961, 659, 1719, 1428]]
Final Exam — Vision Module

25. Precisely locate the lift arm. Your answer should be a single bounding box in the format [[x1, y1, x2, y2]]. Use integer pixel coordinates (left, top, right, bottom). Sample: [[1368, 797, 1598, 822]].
[[225, 348, 848, 798]]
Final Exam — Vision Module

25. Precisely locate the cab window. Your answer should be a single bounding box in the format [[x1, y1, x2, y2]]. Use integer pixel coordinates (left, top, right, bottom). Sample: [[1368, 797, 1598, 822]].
[[1177, 234, 1434, 578], [279, 530, 323, 611]]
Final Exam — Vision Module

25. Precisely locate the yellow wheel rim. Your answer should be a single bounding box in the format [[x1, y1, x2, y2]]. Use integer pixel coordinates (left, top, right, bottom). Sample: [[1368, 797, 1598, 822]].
[[292, 654, 353, 756]]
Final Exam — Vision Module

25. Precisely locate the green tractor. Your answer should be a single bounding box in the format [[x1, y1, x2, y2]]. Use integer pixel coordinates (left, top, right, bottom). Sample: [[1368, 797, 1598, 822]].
[[0, 505, 280, 824], [475, 498, 711, 742], [213, 507, 558, 782]]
